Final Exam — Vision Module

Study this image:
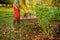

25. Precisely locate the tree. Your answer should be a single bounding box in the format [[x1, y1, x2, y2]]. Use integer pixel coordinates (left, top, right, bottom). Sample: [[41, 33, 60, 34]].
[[0, 0, 5, 4], [0, 0, 13, 7]]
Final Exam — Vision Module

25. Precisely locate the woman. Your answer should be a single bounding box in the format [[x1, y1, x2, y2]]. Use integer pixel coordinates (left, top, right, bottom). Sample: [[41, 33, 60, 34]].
[[12, 0, 28, 30], [12, 0, 20, 30]]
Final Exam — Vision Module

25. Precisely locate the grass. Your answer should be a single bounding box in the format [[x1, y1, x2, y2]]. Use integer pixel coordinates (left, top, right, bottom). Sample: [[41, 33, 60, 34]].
[[0, 7, 13, 11], [0, 7, 24, 26], [0, 7, 25, 39], [0, 7, 24, 16]]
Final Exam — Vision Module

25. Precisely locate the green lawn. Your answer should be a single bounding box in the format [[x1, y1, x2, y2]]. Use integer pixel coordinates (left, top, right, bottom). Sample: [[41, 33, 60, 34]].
[[0, 7, 24, 27]]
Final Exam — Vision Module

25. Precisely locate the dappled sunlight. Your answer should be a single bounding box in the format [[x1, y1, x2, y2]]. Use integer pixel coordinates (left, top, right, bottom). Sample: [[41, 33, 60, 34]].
[[0, 0, 60, 40]]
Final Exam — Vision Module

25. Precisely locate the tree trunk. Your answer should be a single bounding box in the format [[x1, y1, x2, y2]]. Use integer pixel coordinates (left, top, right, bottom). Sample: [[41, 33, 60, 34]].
[[5, 4, 8, 8], [2, 4, 4, 7]]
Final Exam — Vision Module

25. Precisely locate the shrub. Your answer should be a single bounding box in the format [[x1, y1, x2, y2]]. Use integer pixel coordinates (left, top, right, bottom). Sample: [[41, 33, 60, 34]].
[[35, 4, 59, 37]]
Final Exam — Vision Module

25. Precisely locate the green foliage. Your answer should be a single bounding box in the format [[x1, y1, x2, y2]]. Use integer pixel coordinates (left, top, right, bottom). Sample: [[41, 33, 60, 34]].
[[35, 4, 58, 37], [55, 8, 60, 21], [0, 0, 13, 4]]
